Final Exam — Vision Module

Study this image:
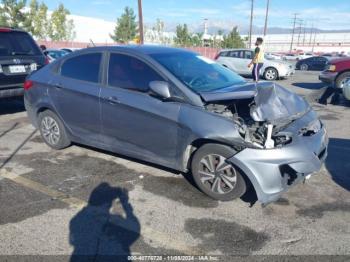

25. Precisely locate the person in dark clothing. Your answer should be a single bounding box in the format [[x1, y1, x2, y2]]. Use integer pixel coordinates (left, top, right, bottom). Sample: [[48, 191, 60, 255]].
[[248, 37, 264, 82]]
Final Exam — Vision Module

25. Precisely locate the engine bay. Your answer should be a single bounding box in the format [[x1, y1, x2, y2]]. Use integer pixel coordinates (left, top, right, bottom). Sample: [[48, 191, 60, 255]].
[[205, 98, 293, 149]]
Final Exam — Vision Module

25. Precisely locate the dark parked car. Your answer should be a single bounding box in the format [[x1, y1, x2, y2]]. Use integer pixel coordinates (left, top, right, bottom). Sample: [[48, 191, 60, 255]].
[[296, 56, 329, 71], [0, 27, 47, 98], [319, 57, 350, 89], [24, 46, 328, 204]]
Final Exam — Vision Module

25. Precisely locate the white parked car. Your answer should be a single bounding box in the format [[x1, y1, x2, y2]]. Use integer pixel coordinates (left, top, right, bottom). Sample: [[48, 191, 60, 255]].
[[215, 49, 295, 81], [282, 53, 299, 61], [265, 52, 283, 60], [298, 52, 314, 60]]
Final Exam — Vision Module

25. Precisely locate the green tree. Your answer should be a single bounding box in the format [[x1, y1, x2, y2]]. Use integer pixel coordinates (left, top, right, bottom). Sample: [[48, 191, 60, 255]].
[[48, 3, 75, 41], [221, 27, 244, 49], [174, 24, 192, 46], [110, 7, 137, 43], [34, 2, 49, 40], [23, 0, 38, 35], [0, 0, 26, 28], [23, 0, 49, 39]]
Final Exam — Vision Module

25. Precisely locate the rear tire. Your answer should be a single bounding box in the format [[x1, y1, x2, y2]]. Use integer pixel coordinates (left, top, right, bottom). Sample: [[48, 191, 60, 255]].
[[38, 110, 71, 150], [191, 144, 247, 201], [335, 72, 350, 89], [300, 63, 308, 71]]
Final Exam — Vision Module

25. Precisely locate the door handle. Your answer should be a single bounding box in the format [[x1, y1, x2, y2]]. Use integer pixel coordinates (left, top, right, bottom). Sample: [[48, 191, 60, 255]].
[[53, 83, 63, 89], [104, 96, 120, 105]]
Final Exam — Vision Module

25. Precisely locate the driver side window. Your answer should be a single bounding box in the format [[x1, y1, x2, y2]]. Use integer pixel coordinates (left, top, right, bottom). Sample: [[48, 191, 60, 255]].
[[108, 53, 164, 92]]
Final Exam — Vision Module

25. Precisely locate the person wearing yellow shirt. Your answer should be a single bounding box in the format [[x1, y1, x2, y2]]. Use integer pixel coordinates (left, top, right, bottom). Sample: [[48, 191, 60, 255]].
[[248, 37, 264, 82]]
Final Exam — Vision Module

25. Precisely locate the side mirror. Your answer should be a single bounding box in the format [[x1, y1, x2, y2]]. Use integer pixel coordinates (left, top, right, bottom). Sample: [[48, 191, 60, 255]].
[[149, 81, 171, 100]]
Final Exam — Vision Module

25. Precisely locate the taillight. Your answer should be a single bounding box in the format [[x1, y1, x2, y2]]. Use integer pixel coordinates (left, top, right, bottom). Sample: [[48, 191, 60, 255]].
[[214, 53, 220, 60], [24, 80, 34, 90], [45, 56, 50, 65], [0, 28, 11, 32]]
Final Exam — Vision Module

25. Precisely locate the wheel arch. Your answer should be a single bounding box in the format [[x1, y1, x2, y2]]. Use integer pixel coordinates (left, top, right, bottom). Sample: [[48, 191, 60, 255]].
[[184, 139, 258, 202], [335, 69, 350, 82]]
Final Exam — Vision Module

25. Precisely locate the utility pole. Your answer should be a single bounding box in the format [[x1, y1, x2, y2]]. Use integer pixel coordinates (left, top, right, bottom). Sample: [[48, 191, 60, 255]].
[[297, 19, 303, 46], [309, 23, 314, 46], [137, 0, 144, 44], [263, 0, 270, 37], [248, 0, 254, 49], [290, 13, 298, 52], [302, 21, 307, 46]]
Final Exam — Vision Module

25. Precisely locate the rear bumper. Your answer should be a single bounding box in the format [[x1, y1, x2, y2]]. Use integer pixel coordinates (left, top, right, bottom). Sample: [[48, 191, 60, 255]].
[[0, 85, 24, 98], [319, 71, 337, 84], [227, 111, 328, 204], [24, 95, 38, 128]]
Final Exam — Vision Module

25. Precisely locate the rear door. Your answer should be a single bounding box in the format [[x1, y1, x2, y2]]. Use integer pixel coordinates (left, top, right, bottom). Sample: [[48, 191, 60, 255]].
[[49, 52, 103, 144], [100, 52, 181, 168], [0, 30, 45, 90], [225, 50, 246, 74]]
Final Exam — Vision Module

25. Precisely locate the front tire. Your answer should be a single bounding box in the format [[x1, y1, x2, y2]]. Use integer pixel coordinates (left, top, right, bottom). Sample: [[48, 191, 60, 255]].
[[38, 110, 71, 150], [191, 144, 247, 201], [335, 72, 350, 89], [264, 67, 278, 80]]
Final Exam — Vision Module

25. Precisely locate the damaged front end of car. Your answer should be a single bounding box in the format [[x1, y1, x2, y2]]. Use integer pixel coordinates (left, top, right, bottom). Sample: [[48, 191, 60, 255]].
[[200, 82, 329, 204]]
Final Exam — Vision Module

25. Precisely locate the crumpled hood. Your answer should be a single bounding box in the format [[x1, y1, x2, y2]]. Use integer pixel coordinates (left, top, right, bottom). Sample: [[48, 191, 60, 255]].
[[200, 81, 311, 123]]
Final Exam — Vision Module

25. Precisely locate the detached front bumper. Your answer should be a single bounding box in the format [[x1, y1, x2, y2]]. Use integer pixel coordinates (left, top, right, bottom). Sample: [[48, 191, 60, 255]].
[[227, 110, 328, 204], [319, 71, 337, 84]]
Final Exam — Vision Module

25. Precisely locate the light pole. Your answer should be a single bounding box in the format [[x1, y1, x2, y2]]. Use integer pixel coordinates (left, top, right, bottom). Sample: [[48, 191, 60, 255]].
[[263, 0, 270, 36], [138, 0, 144, 44], [248, 0, 254, 49]]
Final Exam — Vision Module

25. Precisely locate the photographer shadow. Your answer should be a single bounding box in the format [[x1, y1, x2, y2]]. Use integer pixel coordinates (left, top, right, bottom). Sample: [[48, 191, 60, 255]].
[[69, 183, 140, 262]]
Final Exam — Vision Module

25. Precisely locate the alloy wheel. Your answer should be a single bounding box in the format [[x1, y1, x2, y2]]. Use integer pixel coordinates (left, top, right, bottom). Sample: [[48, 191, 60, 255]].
[[300, 64, 308, 71], [265, 69, 277, 80], [198, 154, 237, 194], [41, 116, 60, 145]]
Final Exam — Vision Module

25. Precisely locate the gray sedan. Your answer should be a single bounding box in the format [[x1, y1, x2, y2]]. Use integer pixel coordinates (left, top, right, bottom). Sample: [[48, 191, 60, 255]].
[[24, 46, 328, 204], [216, 48, 295, 80]]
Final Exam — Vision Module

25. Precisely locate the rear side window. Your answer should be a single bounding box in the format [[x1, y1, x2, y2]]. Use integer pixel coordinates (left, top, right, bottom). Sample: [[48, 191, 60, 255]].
[[0, 31, 41, 56], [61, 53, 102, 83], [108, 53, 164, 92], [228, 51, 243, 58], [218, 51, 229, 57]]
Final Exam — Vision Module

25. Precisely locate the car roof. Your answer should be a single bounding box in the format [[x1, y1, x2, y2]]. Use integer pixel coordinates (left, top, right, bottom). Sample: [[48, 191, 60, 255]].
[[78, 45, 196, 56], [219, 48, 251, 52]]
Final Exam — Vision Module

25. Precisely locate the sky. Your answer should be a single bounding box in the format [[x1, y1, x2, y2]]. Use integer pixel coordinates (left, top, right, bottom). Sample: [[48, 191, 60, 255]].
[[39, 0, 350, 31]]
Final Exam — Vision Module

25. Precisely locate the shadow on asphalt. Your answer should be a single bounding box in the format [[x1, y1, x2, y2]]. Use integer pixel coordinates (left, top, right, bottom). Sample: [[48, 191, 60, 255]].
[[0, 97, 25, 115], [326, 138, 350, 191], [69, 183, 140, 261]]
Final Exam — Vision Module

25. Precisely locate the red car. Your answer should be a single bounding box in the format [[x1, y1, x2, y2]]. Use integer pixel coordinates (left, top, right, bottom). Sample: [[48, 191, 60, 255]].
[[319, 57, 350, 89]]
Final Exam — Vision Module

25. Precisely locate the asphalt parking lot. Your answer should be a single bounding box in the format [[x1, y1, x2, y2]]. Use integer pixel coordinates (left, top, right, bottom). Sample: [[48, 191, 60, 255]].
[[0, 71, 349, 260]]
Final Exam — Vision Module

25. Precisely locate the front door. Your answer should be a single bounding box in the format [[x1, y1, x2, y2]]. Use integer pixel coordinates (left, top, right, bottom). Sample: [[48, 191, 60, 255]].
[[100, 53, 181, 168]]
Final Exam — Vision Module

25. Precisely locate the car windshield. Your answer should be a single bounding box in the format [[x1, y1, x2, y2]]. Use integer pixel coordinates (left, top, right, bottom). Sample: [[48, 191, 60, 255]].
[[151, 51, 246, 92], [47, 50, 67, 59], [0, 31, 41, 56]]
